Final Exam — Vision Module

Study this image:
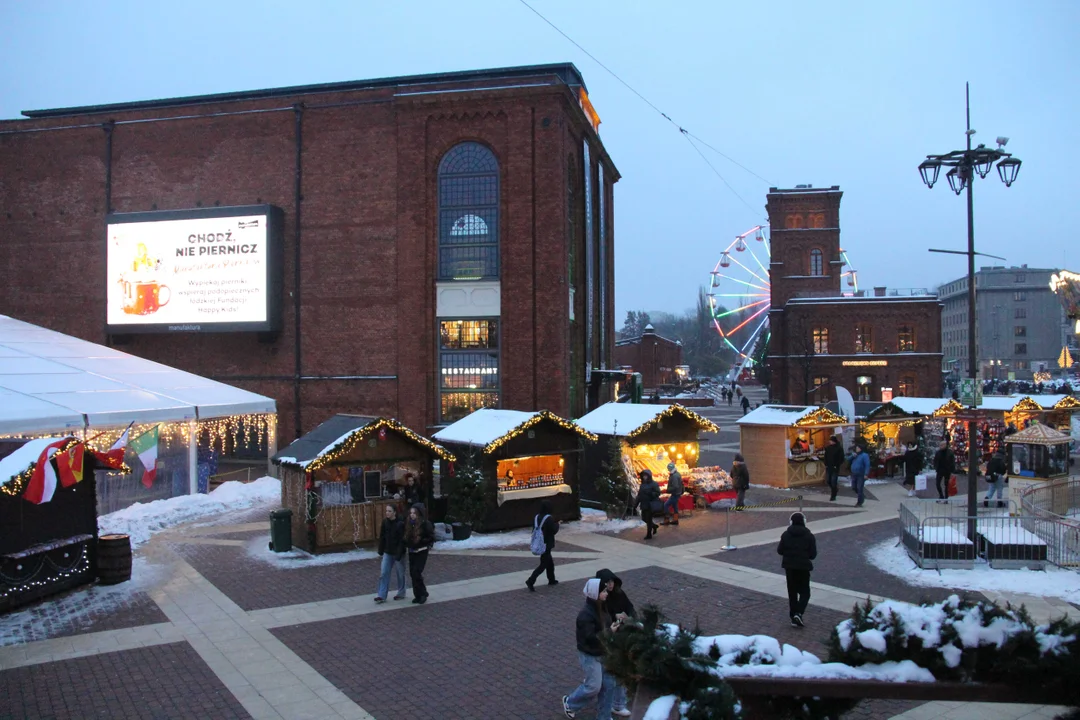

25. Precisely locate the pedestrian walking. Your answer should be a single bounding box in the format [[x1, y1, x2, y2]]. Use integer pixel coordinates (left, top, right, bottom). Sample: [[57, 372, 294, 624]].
[[526, 500, 560, 590], [633, 469, 662, 540], [902, 441, 921, 497], [404, 502, 434, 604], [562, 578, 616, 719], [984, 450, 1007, 509], [662, 462, 683, 525], [777, 512, 816, 628], [374, 504, 406, 603], [933, 439, 956, 503], [823, 435, 844, 501], [730, 453, 750, 510], [727, 389, 733, 406], [596, 569, 635, 718], [740, 394, 751, 416], [848, 444, 870, 507]]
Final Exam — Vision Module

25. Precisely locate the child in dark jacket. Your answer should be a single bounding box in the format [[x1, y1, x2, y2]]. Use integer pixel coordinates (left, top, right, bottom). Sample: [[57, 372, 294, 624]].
[[563, 578, 616, 720], [777, 512, 817, 628], [527, 500, 560, 590]]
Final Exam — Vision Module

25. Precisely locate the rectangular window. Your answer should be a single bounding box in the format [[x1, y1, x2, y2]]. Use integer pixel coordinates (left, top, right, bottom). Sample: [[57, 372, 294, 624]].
[[1014, 326, 1027, 337], [1015, 273, 1026, 283], [812, 327, 829, 354], [854, 324, 873, 353], [1015, 360, 1029, 370], [898, 326, 915, 352], [1015, 343, 1027, 355], [1014, 291, 1026, 302], [898, 376, 916, 397], [856, 375, 874, 402], [1015, 307, 1027, 319], [439, 319, 499, 422], [811, 375, 830, 405]]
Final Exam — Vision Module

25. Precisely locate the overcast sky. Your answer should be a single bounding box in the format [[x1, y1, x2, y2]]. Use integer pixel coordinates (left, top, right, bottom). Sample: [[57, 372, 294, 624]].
[[3, 1, 1076, 321]]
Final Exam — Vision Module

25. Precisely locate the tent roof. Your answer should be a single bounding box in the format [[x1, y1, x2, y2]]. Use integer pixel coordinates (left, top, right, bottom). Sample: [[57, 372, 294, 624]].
[[273, 415, 452, 470], [576, 402, 718, 437], [432, 408, 596, 453], [0, 315, 276, 434], [1003, 423, 1072, 446]]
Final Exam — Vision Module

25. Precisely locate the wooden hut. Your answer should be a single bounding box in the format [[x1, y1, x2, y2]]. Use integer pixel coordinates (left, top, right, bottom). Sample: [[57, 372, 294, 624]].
[[736, 405, 851, 488], [432, 409, 597, 532], [576, 402, 725, 507], [1025, 394, 1080, 437], [1003, 423, 1073, 514], [272, 415, 454, 553], [861, 398, 962, 476]]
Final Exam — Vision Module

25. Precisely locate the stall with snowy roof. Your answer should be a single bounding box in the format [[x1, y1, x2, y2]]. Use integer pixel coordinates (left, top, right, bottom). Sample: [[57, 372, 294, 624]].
[[736, 405, 851, 488], [576, 402, 727, 509], [272, 415, 454, 553], [861, 398, 963, 477], [432, 409, 597, 532], [1003, 423, 1072, 516], [1022, 394, 1080, 440]]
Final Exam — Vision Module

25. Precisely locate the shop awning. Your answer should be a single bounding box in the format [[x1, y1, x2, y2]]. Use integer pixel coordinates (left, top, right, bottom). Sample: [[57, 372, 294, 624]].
[[1003, 423, 1072, 446], [576, 402, 718, 438], [0, 314, 276, 435], [273, 415, 453, 470], [736, 405, 850, 428], [433, 409, 597, 454]]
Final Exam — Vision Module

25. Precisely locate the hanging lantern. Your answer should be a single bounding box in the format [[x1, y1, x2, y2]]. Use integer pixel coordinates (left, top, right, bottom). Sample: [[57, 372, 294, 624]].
[[720, 252, 731, 268], [735, 237, 747, 252]]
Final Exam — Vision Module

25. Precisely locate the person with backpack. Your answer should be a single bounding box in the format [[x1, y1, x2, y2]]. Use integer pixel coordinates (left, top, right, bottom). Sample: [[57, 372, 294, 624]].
[[404, 503, 435, 604], [596, 569, 635, 717], [823, 435, 844, 502], [848, 444, 871, 508], [662, 462, 683, 525], [777, 512, 817, 628], [526, 499, 560, 590], [374, 504, 406, 603], [731, 453, 750, 510], [633, 469, 662, 540], [985, 450, 1007, 509], [562, 578, 616, 720]]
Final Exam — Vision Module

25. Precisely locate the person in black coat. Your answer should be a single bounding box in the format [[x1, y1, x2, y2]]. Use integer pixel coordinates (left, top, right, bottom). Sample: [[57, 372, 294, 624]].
[[902, 442, 922, 497], [730, 454, 750, 510], [777, 512, 816, 627], [563, 578, 616, 719], [823, 435, 845, 501], [740, 394, 751, 415], [404, 503, 435, 604], [374, 504, 407, 602], [933, 440, 956, 502], [596, 569, 635, 717], [527, 500, 560, 590], [633, 469, 662, 540]]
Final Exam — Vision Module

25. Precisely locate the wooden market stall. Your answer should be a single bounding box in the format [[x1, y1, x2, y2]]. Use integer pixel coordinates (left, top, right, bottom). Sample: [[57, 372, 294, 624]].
[[736, 405, 851, 488], [861, 398, 963, 477], [1025, 394, 1080, 437], [576, 402, 728, 509], [432, 409, 596, 532], [1004, 423, 1073, 515], [948, 396, 1046, 470], [272, 415, 454, 553]]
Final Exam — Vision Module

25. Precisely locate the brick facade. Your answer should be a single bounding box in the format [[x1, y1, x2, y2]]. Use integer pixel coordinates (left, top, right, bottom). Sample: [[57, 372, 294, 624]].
[[613, 326, 683, 388], [0, 64, 619, 440], [765, 186, 943, 404]]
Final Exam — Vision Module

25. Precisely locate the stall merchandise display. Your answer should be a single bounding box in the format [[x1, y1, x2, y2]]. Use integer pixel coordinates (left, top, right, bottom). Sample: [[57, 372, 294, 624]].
[[501, 473, 565, 490], [688, 466, 733, 493]]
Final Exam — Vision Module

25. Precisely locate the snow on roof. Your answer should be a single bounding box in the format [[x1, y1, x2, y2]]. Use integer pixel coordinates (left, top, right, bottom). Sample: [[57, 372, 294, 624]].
[[273, 415, 453, 469], [977, 396, 1035, 412], [736, 405, 817, 427], [0, 315, 276, 434], [432, 408, 595, 451], [0, 437, 67, 486], [576, 402, 717, 437], [887, 397, 955, 416]]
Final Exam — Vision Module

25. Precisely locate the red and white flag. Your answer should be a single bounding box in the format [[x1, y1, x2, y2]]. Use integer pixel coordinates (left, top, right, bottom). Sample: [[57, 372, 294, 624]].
[[92, 422, 132, 470], [23, 439, 70, 504]]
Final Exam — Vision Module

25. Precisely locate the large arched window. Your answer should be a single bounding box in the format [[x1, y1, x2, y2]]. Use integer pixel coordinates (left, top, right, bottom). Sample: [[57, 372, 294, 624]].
[[438, 142, 499, 280], [809, 248, 823, 276]]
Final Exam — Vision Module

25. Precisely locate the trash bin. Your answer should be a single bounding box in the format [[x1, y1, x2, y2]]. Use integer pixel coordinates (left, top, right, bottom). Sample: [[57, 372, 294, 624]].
[[269, 508, 293, 553]]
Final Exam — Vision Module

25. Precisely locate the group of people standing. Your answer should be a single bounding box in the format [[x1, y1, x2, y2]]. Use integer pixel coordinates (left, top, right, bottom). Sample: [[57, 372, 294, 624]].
[[374, 501, 435, 604]]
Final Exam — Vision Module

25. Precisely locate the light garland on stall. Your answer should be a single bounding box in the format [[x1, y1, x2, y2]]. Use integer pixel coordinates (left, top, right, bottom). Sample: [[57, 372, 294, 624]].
[[1053, 396, 1080, 410], [299, 417, 454, 472], [624, 404, 719, 440], [794, 407, 848, 427], [1012, 397, 1044, 413], [0, 544, 90, 602], [0, 437, 80, 498], [932, 399, 965, 417], [481, 411, 597, 454]]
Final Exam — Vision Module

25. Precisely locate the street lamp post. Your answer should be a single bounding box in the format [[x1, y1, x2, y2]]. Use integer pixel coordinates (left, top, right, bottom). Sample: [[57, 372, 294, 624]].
[[919, 83, 1021, 540]]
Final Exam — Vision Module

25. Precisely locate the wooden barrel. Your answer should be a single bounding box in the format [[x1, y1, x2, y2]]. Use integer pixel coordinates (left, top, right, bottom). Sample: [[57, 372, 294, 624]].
[[97, 534, 132, 585]]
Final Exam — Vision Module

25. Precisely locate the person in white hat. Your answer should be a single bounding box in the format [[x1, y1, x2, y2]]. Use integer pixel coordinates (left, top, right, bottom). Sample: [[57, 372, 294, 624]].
[[562, 578, 616, 719]]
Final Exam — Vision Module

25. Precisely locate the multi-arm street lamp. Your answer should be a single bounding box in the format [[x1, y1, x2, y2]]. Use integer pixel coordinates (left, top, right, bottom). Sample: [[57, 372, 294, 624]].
[[919, 83, 1021, 538]]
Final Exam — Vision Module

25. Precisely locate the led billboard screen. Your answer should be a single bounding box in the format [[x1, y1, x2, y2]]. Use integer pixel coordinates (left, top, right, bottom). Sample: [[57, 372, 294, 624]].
[[105, 205, 283, 334]]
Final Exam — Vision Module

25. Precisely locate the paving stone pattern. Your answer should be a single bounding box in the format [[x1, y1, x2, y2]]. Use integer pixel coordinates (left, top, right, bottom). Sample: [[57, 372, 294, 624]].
[[0, 585, 167, 646], [0, 642, 251, 720], [610, 507, 855, 548]]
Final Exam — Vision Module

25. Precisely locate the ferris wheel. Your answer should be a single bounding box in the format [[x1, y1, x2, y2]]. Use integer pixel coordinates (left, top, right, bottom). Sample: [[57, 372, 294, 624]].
[[707, 225, 859, 381]]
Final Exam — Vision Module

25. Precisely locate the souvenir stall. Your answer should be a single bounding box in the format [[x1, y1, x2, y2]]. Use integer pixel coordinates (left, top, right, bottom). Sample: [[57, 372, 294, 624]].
[[1003, 424, 1073, 515], [577, 403, 727, 509], [1026, 395, 1080, 436], [861, 398, 962, 477], [432, 409, 596, 532], [273, 415, 454, 553], [736, 405, 850, 488], [949, 396, 1044, 471]]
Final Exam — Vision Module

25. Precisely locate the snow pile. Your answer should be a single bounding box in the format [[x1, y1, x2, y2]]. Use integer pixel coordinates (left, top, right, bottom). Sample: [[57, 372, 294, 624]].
[[643, 695, 678, 720], [568, 507, 643, 534], [99, 477, 281, 548], [246, 536, 378, 568], [0, 437, 65, 486], [919, 525, 973, 545], [866, 538, 1080, 604]]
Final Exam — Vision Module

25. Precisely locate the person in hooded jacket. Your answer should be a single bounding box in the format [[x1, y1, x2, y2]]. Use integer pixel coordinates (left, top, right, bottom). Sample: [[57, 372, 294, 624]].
[[662, 463, 683, 525], [526, 499, 560, 590], [562, 578, 616, 720], [777, 512, 817, 627], [634, 469, 662, 539], [823, 435, 844, 501], [730, 454, 750, 510], [985, 450, 1007, 508], [596, 569, 635, 717], [374, 504, 406, 603], [404, 503, 435, 604]]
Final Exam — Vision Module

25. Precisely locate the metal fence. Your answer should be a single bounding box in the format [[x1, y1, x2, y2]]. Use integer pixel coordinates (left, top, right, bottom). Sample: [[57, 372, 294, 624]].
[[1019, 476, 1080, 569]]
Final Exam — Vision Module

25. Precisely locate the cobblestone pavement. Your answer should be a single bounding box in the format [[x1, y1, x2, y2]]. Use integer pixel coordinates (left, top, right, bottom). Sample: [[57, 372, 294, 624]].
[[0, 471, 1071, 720]]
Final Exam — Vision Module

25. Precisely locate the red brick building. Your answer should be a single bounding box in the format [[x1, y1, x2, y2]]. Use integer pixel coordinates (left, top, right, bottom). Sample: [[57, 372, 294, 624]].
[[613, 324, 683, 388], [0, 64, 619, 440], [766, 186, 943, 404]]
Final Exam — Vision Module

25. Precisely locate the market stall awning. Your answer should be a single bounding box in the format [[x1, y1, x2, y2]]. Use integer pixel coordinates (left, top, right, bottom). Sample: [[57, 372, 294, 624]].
[[1002, 423, 1072, 446], [576, 402, 718, 439], [736, 405, 850, 428], [273, 415, 453, 471], [0, 314, 276, 434], [865, 397, 962, 420], [432, 408, 597, 454]]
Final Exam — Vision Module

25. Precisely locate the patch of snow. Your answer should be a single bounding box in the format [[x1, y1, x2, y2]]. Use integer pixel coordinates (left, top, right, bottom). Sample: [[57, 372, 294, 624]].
[[919, 526, 973, 545], [866, 538, 1080, 604], [99, 476, 281, 548], [856, 628, 888, 653], [245, 535, 378, 568], [0, 437, 64, 485], [644, 695, 677, 720], [432, 408, 541, 446]]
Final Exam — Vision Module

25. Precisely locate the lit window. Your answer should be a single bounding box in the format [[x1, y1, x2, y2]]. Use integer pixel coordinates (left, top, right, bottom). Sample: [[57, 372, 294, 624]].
[[855, 324, 873, 353], [811, 376, 830, 404], [440, 319, 499, 422], [856, 375, 874, 401], [438, 142, 499, 280], [812, 327, 829, 354], [898, 376, 916, 397], [809, 213, 826, 228], [1014, 291, 1026, 302], [1014, 326, 1026, 337], [785, 214, 805, 229], [898, 326, 915, 352], [809, 248, 823, 276]]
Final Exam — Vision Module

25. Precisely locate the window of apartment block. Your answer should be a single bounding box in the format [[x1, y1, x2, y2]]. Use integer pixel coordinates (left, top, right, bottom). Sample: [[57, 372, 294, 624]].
[[1015, 273, 1026, 283], [898, 325, 915, 352], [1015, 307, 1026, 319], [1015, 360, 1029, 370], [1014, 326, 1027, 337], [1014, 343, 1027, 355], [898, 376, 916, 397], [439, 319, 499, 422], [437, 142, 499, 280], [809, 248, 823, 276], [1014, 291, 1026, 302], [812, 327, 829, 354], [855, 324, 873, 353]]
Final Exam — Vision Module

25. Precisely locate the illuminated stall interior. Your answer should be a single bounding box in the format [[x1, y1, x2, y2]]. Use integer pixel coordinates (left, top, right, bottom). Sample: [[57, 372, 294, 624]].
[[1025, 394, 1080, 435], [946, 396, 1045, 470], [861, 398, 962, 476], [273, 415, 453, 553], [736, 405, 850, 488]]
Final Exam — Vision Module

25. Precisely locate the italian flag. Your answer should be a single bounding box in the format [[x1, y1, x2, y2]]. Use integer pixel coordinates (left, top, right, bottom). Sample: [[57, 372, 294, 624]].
[[131, 426, 160, 488]]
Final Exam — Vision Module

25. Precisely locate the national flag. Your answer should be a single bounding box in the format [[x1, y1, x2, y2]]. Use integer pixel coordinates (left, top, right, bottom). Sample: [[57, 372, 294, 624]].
[[92, 422, 132, 470], [131, 425, 160, 488], [23, 439, 69, 504], [56, 442, 85, 488]]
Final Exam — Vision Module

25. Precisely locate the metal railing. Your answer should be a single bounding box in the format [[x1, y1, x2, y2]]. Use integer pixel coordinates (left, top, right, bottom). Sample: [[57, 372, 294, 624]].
[[208, 466, 255, 489], [1019, 476, 1080, 568]]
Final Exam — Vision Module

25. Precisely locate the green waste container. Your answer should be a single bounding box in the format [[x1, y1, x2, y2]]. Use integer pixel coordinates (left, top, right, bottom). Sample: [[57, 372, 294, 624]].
[[269, 508, 293, 553]]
